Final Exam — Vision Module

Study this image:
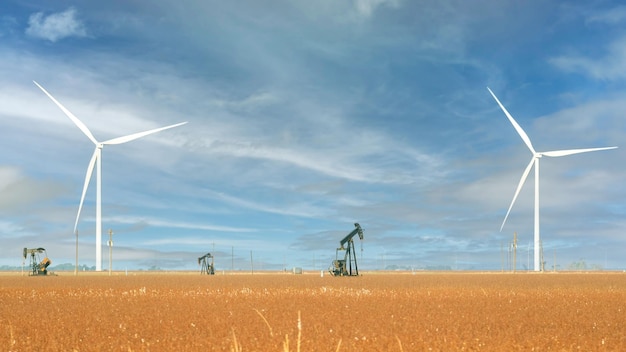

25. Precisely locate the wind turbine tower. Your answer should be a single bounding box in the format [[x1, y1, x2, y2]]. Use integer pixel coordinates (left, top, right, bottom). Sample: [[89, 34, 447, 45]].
[[35, 81, 187, 271], [487, 87, 617, 272]]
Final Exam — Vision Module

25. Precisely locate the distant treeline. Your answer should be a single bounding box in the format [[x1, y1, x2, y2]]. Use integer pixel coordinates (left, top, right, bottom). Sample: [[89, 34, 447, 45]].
[[0, 263, 165, 272], [0, 263, 96, 271]]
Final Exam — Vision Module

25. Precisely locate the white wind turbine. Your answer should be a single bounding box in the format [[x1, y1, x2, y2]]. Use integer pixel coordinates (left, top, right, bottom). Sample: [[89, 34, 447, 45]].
[[487, 87, 617, 272], [34, 81, 187, 271]]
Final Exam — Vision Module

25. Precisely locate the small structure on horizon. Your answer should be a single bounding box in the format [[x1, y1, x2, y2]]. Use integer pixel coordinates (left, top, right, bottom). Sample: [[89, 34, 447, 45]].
[[329, 223, 364, 277], [198, 252, 215, 275], [23, 247, 51, 276]]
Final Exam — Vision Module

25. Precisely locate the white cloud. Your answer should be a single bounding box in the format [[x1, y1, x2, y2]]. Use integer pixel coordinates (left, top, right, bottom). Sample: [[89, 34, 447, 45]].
[[353, 0, 400, 19], [189, 135, 441, 185], [549, 36, 626, 80], [26, 7, 87, 42], [586, 5, 626, 25], [107, 215, 257, 233], [0, 166, 65, 212], [203, 189, 333, 218]]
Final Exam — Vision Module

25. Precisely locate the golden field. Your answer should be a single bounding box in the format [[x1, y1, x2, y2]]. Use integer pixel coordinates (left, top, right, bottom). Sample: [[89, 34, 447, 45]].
[[1, 271, 625, 351]]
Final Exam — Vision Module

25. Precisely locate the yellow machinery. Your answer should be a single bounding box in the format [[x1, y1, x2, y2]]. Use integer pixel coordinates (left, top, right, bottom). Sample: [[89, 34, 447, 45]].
[[23, 247, 51, 276]]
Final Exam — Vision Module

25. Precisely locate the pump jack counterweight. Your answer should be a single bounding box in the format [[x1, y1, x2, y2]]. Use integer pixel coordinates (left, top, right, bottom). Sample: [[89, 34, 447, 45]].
[[329, 223, 364, 276]]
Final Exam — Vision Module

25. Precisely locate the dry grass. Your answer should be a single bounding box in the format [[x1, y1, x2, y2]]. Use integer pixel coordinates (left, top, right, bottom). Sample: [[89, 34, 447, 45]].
[[1, 272, 626, 351]]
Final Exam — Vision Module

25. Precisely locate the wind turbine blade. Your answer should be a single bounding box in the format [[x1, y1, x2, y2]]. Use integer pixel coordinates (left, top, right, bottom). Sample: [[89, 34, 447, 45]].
[[33, 81, 99, 145], [501, 157, 535, 231], [487, 87, 536, 154], [102, 121, 188, 145], [74, 149, 98, 233], [541, 146, 618, 157]]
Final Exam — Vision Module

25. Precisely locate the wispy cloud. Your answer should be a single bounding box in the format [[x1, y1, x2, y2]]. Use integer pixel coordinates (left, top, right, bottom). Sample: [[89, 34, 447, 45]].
[[548, 5, 626, 81], [105, 215, 258, 233], [26, 7, 87, 42], [0, 166, 66, 212], [585, 5, 626, 25], [187, 122, 444, 186], [352, 0, 401, 20], [549, 36, 626, 80]]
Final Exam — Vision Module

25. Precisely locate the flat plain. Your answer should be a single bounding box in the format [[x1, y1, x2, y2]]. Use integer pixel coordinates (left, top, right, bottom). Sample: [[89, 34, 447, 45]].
[[1, 271, 625, 351]]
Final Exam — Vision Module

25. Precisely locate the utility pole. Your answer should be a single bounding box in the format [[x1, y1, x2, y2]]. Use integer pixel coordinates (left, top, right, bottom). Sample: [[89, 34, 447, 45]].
[[75, 230, 79, 276], [108, 229, 113, 276], [500, 241, 504, 272], [512, 232, 517, 273], [527, 242, 530, 271], [539, 241, 546, 272], [250, 251, 254, 275]]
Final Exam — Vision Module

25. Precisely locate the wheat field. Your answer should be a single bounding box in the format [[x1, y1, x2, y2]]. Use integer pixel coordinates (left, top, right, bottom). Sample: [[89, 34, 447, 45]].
[[1, 271, 625, 351]]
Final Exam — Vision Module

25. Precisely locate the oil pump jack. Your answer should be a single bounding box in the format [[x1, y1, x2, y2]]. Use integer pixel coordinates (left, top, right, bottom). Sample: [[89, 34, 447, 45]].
[[23, 247, 51, 276], [329, 223, 364, 276], [198, 252, 215, 275]]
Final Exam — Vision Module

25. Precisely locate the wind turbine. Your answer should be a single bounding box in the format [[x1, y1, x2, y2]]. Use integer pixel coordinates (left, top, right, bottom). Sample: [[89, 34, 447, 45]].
[[487, 87, 617, 272], [34, 81, 187, 271]]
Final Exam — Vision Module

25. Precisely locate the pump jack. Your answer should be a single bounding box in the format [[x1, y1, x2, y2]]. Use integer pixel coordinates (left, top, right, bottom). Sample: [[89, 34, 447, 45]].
[[198, 252, 215, 275], [329, 223, 364, 276], [23, 247, 51, 276]]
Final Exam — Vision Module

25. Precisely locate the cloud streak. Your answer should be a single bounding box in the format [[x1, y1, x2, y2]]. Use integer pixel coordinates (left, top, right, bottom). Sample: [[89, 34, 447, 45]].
[[26, 7, 87, 42]]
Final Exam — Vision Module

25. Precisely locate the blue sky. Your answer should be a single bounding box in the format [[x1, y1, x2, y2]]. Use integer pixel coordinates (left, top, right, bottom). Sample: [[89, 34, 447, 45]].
[[0, 1, 624, 271]]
